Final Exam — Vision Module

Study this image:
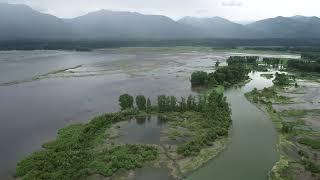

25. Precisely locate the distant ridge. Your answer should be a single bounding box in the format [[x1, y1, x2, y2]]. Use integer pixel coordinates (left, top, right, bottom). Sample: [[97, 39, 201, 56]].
[[1, 3, 320, 40]]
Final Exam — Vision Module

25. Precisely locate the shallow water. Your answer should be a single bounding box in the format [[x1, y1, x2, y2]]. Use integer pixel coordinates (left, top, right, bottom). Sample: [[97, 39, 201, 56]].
[[117, 116, 168, 145], [0, 48, 299, 179]]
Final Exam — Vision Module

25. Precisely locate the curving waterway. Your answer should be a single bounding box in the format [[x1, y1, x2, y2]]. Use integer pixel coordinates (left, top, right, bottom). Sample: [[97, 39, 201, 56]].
[[188, 72, 279, 180]]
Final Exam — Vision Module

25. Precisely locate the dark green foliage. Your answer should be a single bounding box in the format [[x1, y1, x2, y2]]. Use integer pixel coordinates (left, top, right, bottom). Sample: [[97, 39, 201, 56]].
[[299, 138, 320, 149], [136, 95, 146, 111], [16, 111, 158, 180], [302, 159, 320, 173], [262, 57, 281, 68], [227, 56, 258, 65], [191, 65, 250, 88], [169, 96, 177, 111], [281, 123, 294, 133], [179, 97, 187, 112], [273, 72, 292, 86], [146, 98, 152, 113], [177, 140, 202, 156], [176, 90, 231, 157], [288, 59, 320, 73], [301, 52, 320, 62], [119, 94, 134, 110], [92, 145, 157, 176], [187, 95, 195, 111], [157, 95, 169, 112], [191, 71, 208, 86]]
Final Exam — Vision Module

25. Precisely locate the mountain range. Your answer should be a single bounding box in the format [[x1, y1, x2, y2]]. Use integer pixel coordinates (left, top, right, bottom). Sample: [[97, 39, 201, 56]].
[[1, 3, 320, 40]]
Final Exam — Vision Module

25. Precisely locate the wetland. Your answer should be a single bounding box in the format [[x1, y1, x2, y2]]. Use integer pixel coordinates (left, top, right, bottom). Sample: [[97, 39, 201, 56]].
[[0, 47, 304, 179]]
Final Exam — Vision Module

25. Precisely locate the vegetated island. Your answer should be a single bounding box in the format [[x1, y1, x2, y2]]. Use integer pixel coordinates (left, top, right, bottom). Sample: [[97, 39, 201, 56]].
[[15, 62, 250, 179], [244, 54, 320, 180]]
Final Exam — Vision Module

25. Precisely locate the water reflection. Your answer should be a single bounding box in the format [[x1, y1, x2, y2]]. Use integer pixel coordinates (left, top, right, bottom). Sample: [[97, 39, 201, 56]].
[[118, 116, 168, 145]]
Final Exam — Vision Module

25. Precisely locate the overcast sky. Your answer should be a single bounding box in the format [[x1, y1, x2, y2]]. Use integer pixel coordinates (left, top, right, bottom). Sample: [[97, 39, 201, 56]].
[[1, 0, 319, 22]]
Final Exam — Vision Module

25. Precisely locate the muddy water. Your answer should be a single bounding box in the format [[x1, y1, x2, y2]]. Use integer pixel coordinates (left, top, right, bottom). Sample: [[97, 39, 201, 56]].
[[188, 72, 279, 180], [0, 48, 299, 179]]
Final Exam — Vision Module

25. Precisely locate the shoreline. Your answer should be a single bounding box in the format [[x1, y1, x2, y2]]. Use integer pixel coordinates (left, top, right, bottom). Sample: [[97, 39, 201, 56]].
[[245, 79, 320, 180]]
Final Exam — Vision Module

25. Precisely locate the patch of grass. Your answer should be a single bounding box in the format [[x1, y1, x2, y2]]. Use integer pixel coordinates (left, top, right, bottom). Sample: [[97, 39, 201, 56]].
[[245, 86, 293, 105], [298, 138, 320, 149], [281, 109, 308, 117], [269, 155, 289, 180], [214, 85, 225, 94]]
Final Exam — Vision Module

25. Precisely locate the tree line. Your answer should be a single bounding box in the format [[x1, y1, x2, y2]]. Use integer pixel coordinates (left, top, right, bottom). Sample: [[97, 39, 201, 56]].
[[287, 59, 320, 73], [118, 90, 232, 157], [226, 56, 258, 65], [191, 64, 250, 88]]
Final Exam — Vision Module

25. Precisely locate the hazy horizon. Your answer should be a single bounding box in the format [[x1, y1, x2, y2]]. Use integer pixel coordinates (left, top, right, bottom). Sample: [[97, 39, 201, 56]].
[[1, 0, 319, 22]]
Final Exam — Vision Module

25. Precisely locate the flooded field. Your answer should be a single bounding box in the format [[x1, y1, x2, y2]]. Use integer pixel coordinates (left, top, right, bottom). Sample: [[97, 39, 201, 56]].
[[0, 47, 299, 179]]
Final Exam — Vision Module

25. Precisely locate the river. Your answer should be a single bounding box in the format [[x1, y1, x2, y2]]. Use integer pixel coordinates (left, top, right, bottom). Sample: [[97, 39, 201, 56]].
[[188, 72, 279, 180]]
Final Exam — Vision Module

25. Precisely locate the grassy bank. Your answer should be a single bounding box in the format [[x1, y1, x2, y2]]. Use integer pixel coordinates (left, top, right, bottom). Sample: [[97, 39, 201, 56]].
[[245, 86, 320, 180]]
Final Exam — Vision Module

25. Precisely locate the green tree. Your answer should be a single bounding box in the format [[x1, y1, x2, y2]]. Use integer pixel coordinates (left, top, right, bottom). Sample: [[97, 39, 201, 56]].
[[170, 96, 177, 111], [119, 94, 134, 110], [157, 95, 167, 112], [146, 98, 152, 113], [187, 95, 195, 111], [191, 71, 208, 86], [136, 95, 146, 111], [179, 97, 187, 112]]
